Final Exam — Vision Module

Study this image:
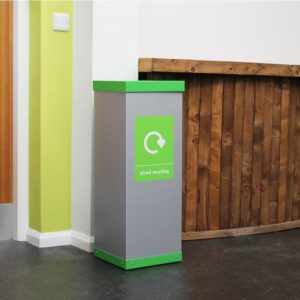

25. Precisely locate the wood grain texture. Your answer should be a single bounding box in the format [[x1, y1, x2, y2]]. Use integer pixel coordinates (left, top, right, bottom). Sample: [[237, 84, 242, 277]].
[[184, 78, 201, 231], [286, 80, 297, 221], [181, 76, 189, 231], [230, 78, 245, 228], [269, 78, 282, 224], [140, 62, 300, 238], [208, 76, 223, 230], [197, 76, 212, 231], [240, 77, 254, 227], [139, 58, 300, 78], [139, 58, 153, 72], [260, 78, 274, 225], [293, 80, 300, 220], [182, 220, 300, 241], [278, 79, 290, 223], [0, 1, 13, 204], [251, 79, 265, 225], [219, 76, 234, 229]]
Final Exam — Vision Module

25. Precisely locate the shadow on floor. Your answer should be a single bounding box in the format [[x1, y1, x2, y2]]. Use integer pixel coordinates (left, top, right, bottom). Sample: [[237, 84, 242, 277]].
[[0, 229, 299, 300]]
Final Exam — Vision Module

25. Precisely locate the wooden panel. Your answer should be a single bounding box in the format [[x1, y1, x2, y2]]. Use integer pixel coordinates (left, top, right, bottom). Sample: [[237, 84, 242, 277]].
[[278, 79, 290, 223], [230, 78, 245, 228], [208, 76, 223, 230], [196, 76, 212, 231], [269, 78, 282, 224], [0, 1, 13, 204], [139, 58, 300, 78], [260, 78, 274, 225], [293, 80, 300, 220], [181, 75, 189, 230], [240, 77, 254, 227], [182, 220, 300, 241], [140, 60, 300, 238], [219, 76, 234, 229], [184, 78, 201, 231], [286, 80, 297, 221], [251, 78, 265, 226]]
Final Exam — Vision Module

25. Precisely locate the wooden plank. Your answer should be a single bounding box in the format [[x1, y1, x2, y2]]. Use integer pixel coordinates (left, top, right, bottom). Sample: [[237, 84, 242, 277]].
[[138, 58, 153, 72], [183, 77, 201, 232], [230, 78, 245, 228], [139, 58, 300, 78], [181, 76, 190, 231], [197, 76, 213, 231], [208, 76, 223, 230], [293, 80, 300, 220], [260, 78, 274, 225], [0, 1, 13, 204], [165, 67, 186, 218], [278, 78, 291, 223], [269, 78, 282, 224], [240, 77, 255, 227], [251, 79, 265, 226], [219, 76, 234, 229], [286, 80, 297, 221], [182, 220, 300, 241]]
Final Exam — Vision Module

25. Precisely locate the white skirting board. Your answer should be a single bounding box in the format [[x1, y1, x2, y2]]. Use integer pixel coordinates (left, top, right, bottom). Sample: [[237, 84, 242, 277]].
[[26, 229, 94, 252], [71, 230, 95, 252]]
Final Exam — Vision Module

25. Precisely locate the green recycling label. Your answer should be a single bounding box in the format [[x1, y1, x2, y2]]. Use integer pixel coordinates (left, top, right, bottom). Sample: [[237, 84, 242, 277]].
[[135, 115, 174, 182]]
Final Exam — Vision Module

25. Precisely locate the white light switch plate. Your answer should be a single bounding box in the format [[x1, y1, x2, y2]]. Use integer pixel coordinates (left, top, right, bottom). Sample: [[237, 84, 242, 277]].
[[53, 13, 69, 32]]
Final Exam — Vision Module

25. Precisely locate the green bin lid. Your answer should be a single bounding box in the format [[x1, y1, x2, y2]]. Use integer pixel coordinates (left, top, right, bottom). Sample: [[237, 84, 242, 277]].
[[93, 81, 185, 93]]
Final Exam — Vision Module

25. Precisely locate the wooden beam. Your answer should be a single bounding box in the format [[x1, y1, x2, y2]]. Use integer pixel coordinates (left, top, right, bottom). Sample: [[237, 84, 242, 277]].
[[182, 220, 300, 241], [139, 58, 300, 78], [138, 58, 153, 73]]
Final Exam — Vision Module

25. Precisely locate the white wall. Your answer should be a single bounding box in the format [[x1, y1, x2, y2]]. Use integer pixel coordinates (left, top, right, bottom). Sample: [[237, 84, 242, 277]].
[[92, 1, 139, 80], [139, 1, 300, 65], [92, 1, 300, 79], [71, 1, 139, 251], [71, 0, 94, 251], [13, 0, 29, 241]]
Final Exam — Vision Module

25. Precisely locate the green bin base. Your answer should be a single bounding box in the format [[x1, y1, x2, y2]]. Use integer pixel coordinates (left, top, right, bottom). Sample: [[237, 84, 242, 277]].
[[94, 248, 182, 270]]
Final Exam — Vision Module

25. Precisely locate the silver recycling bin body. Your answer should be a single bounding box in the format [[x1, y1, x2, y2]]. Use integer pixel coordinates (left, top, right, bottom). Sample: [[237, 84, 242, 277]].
[[93, 81, 184, 270]]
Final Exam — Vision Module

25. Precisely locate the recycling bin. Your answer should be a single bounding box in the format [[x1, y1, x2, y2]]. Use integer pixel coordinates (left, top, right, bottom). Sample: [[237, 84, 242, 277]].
[[93, 81, 184, 270]]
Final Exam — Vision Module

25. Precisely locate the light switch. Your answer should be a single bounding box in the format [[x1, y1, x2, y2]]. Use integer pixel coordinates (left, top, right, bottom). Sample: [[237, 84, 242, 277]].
[[53, 13, 69, 32]]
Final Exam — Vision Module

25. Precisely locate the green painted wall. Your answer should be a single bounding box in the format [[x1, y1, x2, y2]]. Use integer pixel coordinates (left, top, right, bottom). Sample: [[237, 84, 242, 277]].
[[29, 0, 41, 231], [29, 0, 73, 232]]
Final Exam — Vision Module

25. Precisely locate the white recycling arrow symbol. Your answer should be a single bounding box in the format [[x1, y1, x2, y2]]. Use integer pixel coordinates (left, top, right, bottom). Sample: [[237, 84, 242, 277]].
[[144, 131, 166, 155]]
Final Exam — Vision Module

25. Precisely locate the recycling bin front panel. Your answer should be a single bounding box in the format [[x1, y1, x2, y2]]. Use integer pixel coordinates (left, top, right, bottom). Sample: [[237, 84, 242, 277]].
[[126, 93, 182, 259]]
